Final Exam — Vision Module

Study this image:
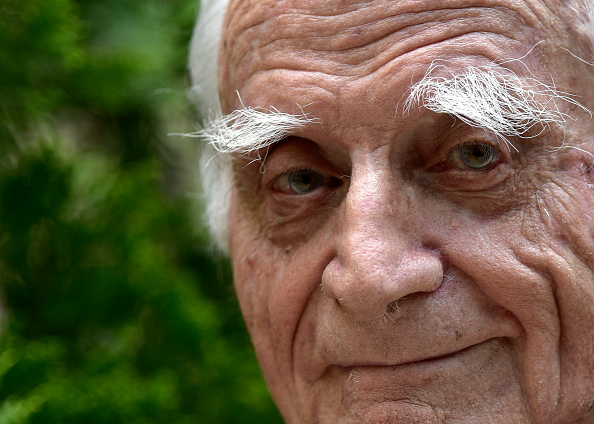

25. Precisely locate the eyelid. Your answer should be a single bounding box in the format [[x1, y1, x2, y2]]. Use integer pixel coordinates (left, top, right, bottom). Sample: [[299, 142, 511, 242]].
[[448, 141, 502, 170], [268, 167, 345, 196], [420, 137, 513, 192], [260, 140, 347, 190], [429, 136, 510, 168], [267, 166, 314, 190]]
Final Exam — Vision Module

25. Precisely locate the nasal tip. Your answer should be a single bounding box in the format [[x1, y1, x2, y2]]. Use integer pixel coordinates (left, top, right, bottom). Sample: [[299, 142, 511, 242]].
[[321, 252, 444, 322]]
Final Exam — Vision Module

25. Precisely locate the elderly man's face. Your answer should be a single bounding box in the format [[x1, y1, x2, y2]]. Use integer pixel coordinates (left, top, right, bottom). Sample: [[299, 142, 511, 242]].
[[219, 0, 594, 422]]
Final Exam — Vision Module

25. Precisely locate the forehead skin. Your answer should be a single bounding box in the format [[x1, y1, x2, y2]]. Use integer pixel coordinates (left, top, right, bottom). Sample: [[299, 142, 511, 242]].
[[219, 1, 594, 423], [219, 0, 590, 112]]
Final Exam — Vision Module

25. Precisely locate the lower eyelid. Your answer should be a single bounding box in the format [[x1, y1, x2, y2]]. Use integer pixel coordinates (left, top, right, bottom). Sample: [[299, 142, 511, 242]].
[[430, 162, 511, 192]]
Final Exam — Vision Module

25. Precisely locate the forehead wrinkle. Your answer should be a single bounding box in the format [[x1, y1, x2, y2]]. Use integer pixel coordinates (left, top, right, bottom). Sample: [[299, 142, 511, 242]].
[[235, 39, 522, 107], [255, 11, 525, 69], [223, 4, 546, 93], [224, 0, 545, 54], [266, 5, 530, 52]]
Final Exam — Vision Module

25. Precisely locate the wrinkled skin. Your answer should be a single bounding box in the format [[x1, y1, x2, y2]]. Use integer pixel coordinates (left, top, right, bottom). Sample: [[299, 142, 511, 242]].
[[219, 0, 594, 422]]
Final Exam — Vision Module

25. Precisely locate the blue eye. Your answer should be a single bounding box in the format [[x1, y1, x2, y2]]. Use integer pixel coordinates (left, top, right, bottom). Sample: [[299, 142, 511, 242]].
[[271, 169, 342, 194], [450, 143, 500, 170], [287, 169, 324, 193]]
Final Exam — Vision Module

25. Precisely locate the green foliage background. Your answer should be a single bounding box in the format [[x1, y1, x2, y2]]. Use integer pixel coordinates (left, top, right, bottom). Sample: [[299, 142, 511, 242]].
[[0, 1, 282, 422]]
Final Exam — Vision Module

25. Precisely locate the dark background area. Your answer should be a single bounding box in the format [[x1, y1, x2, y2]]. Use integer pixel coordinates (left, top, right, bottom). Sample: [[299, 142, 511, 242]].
[[0, 1, 282, 422]]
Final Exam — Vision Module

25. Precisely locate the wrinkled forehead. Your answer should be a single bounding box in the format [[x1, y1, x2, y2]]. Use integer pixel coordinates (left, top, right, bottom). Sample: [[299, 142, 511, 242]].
[[219, 0, 586, 112]]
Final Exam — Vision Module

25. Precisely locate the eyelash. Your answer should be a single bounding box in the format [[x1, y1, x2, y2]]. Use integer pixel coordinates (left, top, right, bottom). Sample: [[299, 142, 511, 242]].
[[264, 137, 507, 200], [268, 167, 343, 195], [268, 166, 310, 189], [451, 142, 502, 168], [429, 141, 505, 173]]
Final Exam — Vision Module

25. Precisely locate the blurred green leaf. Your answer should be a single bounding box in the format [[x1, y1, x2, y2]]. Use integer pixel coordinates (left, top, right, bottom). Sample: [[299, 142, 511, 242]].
[[0, 0, 283, 422]]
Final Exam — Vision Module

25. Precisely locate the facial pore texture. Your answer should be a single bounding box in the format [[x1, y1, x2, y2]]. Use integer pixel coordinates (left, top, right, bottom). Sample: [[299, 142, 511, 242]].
[[192, 0, 594, 422]]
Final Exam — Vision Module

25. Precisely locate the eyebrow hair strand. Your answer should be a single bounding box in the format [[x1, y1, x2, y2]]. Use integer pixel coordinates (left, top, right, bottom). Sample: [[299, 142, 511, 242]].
[[186, 106, 316, 159], [403, 63, 590, 151]]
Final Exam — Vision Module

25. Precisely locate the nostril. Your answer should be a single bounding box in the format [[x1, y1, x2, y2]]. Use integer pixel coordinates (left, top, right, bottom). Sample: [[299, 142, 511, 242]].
[[321, 248, 444, 322], [386, 300, 400, 315]]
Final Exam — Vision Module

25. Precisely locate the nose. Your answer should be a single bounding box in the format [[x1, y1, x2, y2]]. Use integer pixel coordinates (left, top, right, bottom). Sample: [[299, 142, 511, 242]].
[[322, 162, 443, 321]]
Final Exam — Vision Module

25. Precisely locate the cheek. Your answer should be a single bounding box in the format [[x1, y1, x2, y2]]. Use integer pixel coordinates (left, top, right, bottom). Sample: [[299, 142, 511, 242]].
[[229, 221, 336, 423], [442, 211, 561, 347], [575, 163, 594, 243], [539, 172, 594, 416], [228, 193, 333, 378], [228, 215, 294, 400], [442, 168, 594, 419], [538, 163, 594, 272], [229, 219, 285, 338], [228, 193, 288, 365]]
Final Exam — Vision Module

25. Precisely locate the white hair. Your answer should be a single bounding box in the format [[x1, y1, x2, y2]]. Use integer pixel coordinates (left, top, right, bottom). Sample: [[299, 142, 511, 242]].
[[188, 0, 594, 253], [188, 0, 230, 251], [188, 0, 227, 118], [404, 63, 589, 151], [197, 106, 315, 155]]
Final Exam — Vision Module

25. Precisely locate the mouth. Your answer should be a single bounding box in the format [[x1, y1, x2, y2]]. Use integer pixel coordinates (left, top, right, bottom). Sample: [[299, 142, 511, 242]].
[[320, 338, 512, 397], [297, 337, 523, 423], [335, 338, 496, 370]]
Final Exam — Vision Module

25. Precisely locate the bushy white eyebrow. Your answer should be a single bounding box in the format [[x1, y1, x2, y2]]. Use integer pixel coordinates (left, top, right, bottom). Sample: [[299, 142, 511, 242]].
[[404, 64, 590, 150], [188, 106, 315, 157], [191, 65, 589, 254], [192, 65, 590, 158], [182, 106, 314, 253]]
